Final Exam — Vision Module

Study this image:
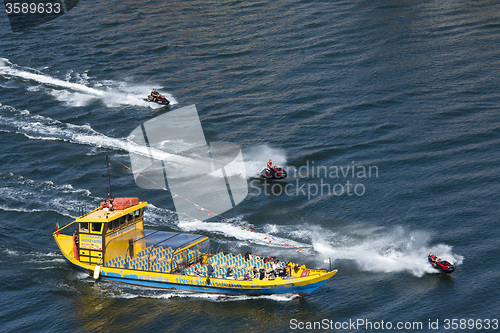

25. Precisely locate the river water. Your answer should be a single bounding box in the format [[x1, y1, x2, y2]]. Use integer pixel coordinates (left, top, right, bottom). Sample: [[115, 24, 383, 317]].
[[0, 1, 499, 332]]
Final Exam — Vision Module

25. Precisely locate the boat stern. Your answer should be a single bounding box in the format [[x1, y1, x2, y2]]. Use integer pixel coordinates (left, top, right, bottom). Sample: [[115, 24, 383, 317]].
[[53, 232, 91, 273]]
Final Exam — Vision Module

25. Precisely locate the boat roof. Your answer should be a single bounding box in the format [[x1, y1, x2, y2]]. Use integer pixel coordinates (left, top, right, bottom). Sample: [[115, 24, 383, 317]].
[[139, 229, 208, 252], [75, 201, 148, 223]]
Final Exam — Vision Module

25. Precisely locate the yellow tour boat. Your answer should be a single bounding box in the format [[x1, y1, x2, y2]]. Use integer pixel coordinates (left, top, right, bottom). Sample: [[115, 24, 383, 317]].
[[53, 197, 337, 295]]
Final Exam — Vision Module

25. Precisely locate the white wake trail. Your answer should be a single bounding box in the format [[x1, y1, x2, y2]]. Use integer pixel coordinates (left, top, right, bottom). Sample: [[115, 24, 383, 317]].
[[0, 58, 177, 108], [309, 225, 464, 277], [0, 104, 186, 164], [0, 58, 104, 95]]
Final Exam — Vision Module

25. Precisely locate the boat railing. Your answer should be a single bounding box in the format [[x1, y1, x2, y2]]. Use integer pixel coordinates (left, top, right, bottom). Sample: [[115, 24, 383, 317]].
[[52, 220, 77, 236]]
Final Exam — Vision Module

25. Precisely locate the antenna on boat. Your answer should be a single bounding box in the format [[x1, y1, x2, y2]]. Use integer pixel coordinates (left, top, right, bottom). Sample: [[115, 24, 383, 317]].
[[106, 154, 112, 199]]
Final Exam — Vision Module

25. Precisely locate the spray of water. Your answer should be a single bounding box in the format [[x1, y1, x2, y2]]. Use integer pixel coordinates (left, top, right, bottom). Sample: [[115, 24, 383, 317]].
[[308, 224, 463, 277], [0, 58, 177, 108], [0, 104, 188, 164], [242, 144, 288, 178]]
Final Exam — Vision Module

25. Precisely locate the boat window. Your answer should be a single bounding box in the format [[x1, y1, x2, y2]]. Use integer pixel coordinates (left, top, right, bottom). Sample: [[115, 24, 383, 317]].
[[107, 220, 117, 232], [79, 222, 89, 232], [91, 223, 102, 233], [119, 216, 126, 226], [126, 212, 134, 223], [132, 231, 207, 251]]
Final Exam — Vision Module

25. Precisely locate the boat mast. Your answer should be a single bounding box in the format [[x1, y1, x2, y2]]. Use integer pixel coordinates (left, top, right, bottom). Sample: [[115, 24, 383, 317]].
[[106, 154, 112, 199]]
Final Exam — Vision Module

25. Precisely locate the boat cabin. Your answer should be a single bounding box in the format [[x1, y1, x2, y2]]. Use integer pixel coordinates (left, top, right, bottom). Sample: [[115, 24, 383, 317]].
[[74, 198, 208, 273]]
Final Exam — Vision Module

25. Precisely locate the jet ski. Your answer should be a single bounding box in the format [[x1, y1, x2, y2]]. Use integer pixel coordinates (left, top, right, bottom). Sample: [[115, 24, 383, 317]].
[[145, 94, 170, 105], [428, 254, 455, 274], [261, 166, 288, 179]]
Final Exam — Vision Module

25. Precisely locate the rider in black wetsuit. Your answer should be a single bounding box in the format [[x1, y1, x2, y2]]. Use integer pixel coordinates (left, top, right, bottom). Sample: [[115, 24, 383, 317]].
[[150, 88, 160, 102]]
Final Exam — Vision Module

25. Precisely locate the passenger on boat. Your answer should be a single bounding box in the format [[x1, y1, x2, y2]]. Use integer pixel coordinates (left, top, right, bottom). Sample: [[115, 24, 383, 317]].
[[243, 271, 251, 280], [264, 255, 271, 263], [244, 252, 252, 261], [268, 271, 276, 280], [259, 268, 266, 280], [207, 263, 214, 277], [73, 230, 79, 246], [272, 260, 278, 273], [101, 199, 113, 211], [253, 266, 258, 278], [226, 266, 234, 278], [276, 261, 287, 277], [194, 267, 201, 277]]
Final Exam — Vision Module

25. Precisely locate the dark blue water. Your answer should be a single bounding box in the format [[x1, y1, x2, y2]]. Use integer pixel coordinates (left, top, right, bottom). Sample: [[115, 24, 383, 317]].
[[1, 1, 499, 332]]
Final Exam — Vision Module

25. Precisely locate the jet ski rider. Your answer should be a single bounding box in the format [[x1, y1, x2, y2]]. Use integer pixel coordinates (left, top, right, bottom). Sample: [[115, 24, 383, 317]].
[[267, 159, 276, 170], [150, 88, 160, 102], [429, 252, 439, 263]]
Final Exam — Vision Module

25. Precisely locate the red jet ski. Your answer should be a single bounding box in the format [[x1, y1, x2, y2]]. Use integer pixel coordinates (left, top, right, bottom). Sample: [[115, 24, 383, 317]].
[[145, 94, 170, 105], [261, 166, 287, 179], [428, 254, 455, 274]]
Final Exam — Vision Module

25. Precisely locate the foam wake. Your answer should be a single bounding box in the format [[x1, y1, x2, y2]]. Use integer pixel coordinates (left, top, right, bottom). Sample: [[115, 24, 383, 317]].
[[186, 219, 464, 277], [143, 204, 311, 252], [96, 283, 299, 302], [0, 58, 177, 108], [0, 104, 284, 182], [308, 224, 464, 277], [143, 204, 465, 279], [0, 104, 180, 160], [178, 217, 311, 251], [242, 144, 288, 178]]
